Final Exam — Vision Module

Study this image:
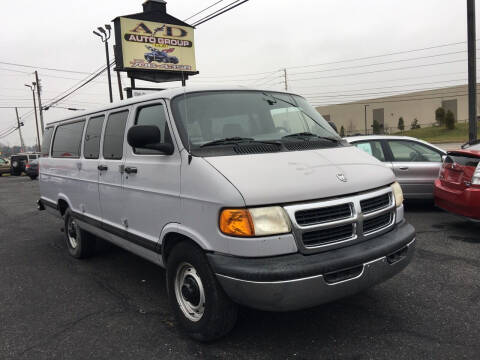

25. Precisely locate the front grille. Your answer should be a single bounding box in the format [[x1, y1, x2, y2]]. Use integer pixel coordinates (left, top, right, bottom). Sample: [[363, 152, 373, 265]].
[[284, 187, 396, 254], [295, 203, 352, 226], [302, 224, 354, 247], [363, 212, 392, 233], [360, 193, 390, 213]]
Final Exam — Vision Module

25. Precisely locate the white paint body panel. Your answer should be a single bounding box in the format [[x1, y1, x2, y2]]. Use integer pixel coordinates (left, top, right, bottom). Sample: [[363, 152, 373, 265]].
[[39, 87, 398, 263]]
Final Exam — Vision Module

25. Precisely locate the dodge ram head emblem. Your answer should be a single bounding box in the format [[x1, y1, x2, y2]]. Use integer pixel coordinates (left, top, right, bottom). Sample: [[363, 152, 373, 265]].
[[336, 173, 347, 182]]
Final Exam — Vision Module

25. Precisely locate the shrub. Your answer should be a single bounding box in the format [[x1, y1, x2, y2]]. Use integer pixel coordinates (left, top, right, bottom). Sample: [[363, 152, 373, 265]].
[[445, 110, 455, 130], [398, 117, 405, 132], [435, 107, 446, 126], [340, 125, 345, 137], [410, 118, 421, 130], [372, 120, 381, 134]]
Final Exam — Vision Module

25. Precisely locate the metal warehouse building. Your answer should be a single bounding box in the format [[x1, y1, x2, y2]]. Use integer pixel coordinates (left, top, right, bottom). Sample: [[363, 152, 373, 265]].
[[315, 84, 480, 135]]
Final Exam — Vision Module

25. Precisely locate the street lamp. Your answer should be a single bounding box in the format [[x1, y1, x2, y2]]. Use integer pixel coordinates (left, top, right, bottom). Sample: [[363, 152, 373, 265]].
[[25, 83, 41, 152], [93, 24, 113, 103], [364, 104, 369, 135]]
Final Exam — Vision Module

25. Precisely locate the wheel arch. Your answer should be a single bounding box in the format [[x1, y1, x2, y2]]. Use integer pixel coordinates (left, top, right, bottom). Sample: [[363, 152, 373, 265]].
[[160, 223, 212, 264]]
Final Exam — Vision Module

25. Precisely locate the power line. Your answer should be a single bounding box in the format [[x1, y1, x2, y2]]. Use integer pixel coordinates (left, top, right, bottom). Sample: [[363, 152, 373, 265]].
[[184, 0, 226, 21], [287, 40, 475, 70], [0, 60, 93, 75], [305, 86, 475, 100], [299, 78, 469, 96], [289, 71, 472, 90], [311, 92, 470, 106], [192, 0, 249, 26], [288, 50, 468, 76], [288, 59, 468, 82]]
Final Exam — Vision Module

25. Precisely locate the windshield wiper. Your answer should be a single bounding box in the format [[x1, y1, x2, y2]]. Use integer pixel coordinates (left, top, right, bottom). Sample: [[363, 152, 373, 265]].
[[200, 137, 282, 148], [282, 132, 339, 142], [200, 137, 254, 147]]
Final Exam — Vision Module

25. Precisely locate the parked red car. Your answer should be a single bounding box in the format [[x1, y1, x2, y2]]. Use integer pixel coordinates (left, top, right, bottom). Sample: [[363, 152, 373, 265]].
[[434, 144, 480, 220]]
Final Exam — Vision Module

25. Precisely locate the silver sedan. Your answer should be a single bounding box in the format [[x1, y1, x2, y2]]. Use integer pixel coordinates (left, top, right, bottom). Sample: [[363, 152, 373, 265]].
[[345, 135, 446, 199]]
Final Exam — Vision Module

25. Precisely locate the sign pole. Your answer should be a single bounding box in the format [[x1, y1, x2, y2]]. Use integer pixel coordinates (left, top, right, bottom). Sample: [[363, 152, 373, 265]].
[[467, 0, 477, 144]]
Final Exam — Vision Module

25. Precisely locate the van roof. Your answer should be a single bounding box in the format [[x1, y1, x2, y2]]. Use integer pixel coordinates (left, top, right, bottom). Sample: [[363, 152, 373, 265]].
[[45, 85, 302, 126]]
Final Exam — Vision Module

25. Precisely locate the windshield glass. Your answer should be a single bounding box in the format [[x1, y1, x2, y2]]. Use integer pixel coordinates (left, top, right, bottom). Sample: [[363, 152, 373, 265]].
[[170, 91, 340, 151]]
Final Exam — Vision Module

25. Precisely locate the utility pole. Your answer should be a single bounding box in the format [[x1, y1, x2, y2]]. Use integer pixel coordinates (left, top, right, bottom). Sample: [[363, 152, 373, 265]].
[[467, 0, 477, 143], [93, 25, 113, 103], [364, 104, 369, 135], [116, 71, 124, 100], [25, 83, 41, 152], [283, 68, 288, 91], [34, 71, 45, 135], [14, 107, 25, 152]]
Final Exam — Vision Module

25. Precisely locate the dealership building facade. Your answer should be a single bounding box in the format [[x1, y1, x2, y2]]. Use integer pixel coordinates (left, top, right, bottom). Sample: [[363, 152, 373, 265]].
[[315, 84, 479, 135]]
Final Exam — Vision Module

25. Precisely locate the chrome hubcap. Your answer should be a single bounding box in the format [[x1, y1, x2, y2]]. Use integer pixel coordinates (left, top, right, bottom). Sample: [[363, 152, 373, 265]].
[[67, 217, 79, 249], [174, 262, 205, 322]]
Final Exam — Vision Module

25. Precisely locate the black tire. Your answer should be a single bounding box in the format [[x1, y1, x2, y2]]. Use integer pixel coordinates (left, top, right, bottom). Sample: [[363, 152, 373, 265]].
[[64, 208, 95, 259], [29, 175, 37, 180], [166, 242, 238, 341]]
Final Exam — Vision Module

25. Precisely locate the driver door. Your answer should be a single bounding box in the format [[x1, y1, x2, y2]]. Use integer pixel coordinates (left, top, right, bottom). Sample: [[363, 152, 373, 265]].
[[386, 139, 443, 198]]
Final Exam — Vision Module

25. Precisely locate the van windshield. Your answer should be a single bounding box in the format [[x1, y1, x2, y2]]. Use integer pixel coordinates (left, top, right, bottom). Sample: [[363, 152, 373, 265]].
[[170, 91, 342, 155]]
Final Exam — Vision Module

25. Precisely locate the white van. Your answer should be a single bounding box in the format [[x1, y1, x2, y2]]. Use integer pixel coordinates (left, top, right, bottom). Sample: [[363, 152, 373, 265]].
[[38, 86, 415, 341]]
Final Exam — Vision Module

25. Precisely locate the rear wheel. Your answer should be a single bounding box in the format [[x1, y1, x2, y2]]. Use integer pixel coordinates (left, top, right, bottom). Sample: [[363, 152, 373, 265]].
[[166, 242, 237, 341], [64, 208, 95, 259], [29, 175, 37, 180]]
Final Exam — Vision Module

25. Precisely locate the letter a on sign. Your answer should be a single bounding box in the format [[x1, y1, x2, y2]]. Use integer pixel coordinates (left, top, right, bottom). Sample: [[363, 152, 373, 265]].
[[130, 22, 152, 34]]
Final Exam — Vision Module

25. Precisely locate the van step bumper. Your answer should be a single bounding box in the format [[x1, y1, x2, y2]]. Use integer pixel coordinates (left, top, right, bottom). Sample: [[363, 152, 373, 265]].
[[207, 221, 415, 311]]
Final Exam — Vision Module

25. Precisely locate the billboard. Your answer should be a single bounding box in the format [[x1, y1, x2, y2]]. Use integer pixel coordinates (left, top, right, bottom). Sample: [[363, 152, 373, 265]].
[[117, 17, 196, 72]]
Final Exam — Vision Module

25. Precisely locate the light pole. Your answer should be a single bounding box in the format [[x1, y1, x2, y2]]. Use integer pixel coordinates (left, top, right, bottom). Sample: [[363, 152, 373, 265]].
[[93, 24, 113, 103], [25, 83, 41, 152], [364, 104, 369, 135]]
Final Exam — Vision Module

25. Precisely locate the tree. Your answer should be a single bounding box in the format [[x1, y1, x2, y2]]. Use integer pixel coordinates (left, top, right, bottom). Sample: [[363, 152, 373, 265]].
[[340, 125, 345, 137], [435, 107, 446, 126], [372, 120, 381, 134], [445, 110, 455, 130], [397, 117, 405, 132], [410, 118, 421, 130]]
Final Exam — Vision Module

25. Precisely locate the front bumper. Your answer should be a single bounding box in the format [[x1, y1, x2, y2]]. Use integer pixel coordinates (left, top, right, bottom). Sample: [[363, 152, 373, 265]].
[[208, 221, 415, 311], [434, 179, 480, 220]]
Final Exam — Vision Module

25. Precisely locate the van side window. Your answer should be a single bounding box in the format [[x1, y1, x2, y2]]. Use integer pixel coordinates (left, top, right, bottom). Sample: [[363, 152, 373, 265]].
[[84, 115, 105, 159], [51, 120, 86, 158], [134, 104, 170, 154], [41, 127, 54, 157], [103, 110, 129, 160]]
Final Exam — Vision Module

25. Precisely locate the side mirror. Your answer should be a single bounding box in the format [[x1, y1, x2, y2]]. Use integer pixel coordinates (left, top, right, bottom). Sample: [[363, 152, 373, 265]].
[[127, 125, 174, 155]]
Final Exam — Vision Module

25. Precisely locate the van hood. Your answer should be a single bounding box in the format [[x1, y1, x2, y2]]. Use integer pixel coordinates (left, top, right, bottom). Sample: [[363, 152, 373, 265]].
[[204, 146, 395, 206]]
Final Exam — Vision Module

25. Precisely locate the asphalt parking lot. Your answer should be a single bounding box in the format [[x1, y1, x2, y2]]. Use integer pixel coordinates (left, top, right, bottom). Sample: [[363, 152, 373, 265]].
[[1, 176, 479, 359]]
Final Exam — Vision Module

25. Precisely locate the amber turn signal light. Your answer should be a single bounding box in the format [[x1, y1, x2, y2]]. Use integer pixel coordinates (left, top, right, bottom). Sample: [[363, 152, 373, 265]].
[[219, 209, 254, 237]]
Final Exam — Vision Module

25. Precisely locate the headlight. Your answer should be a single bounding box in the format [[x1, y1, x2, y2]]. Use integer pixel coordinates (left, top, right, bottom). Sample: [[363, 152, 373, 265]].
[[391, 181, 404, 207], [219, 206, 291, 237]]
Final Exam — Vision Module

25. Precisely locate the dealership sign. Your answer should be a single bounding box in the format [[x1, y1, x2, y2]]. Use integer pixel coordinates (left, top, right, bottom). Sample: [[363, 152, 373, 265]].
[[115, 17, 196, 73]]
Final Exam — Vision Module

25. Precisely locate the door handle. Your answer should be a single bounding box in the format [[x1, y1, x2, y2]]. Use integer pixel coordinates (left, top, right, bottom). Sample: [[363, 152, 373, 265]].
[[97, 165, 108, 171], [399, 166, 409, 170], [124, 166, 137, 174]]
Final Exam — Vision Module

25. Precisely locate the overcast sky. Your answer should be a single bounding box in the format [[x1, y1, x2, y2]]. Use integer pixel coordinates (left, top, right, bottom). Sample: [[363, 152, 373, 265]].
[[0, 0, 478, 146]]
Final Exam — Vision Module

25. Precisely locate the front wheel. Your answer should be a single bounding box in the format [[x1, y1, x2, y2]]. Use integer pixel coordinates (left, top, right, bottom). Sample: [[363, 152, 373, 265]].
[[166, 242, 238, 341]]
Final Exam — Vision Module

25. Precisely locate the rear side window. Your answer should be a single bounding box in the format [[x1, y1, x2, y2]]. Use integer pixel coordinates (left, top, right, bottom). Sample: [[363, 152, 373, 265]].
[[103, 111, 129, 160], [52, 120, 85, 158], [84, 115, 105, 159], [134, 104, 170, 154], [41, 127, 54, 157]]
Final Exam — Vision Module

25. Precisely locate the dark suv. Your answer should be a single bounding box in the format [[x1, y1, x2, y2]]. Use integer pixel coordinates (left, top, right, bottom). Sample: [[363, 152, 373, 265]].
[[10, 153, 39, 176]]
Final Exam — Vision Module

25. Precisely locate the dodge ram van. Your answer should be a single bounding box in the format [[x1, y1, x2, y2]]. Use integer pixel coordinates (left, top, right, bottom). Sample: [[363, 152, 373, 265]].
[[38, 86, 415, 341]]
